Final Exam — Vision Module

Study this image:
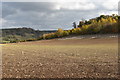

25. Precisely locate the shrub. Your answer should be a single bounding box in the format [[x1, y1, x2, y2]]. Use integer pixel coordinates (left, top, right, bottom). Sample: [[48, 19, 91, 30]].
[[71, 28, 81, 34], [63, 31, 69, 36], [55, 28, 64, 37]]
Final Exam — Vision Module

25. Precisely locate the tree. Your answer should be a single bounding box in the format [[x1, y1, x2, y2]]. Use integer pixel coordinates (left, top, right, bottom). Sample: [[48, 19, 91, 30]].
[[78, 21, 84, 28], [100, 15, 106, 19], [56, 28, 64, 37], [73, 22, 77, 28], [63, 31, 69, 36], [71, 28, 81, 34]]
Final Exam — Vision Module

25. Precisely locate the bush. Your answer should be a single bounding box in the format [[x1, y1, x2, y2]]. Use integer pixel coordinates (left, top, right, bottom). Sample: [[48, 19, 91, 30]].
[[63, 31, 69, 36], [55, 28, 64, 37], [71, 28, 81, 34]]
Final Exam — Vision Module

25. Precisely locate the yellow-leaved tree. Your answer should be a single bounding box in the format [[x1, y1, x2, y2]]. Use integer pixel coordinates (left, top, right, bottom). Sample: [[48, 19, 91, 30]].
[[55, 28, 64, 37]]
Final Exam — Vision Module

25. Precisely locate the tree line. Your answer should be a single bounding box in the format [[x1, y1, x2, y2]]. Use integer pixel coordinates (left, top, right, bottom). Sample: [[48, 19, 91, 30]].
[[39, 14, 119, 40]]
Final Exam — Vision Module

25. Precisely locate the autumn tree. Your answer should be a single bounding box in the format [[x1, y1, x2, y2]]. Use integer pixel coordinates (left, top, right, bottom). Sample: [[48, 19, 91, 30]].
[[73, 22, 77, 28], [56, 28, 64, 37]]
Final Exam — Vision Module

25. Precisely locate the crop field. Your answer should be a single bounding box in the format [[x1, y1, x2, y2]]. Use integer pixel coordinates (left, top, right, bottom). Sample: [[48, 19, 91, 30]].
[[1, 37, 119, 78]]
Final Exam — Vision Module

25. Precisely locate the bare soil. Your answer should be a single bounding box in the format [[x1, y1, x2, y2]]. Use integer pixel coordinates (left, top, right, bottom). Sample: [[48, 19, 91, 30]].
[[2, 37, 119, 78]]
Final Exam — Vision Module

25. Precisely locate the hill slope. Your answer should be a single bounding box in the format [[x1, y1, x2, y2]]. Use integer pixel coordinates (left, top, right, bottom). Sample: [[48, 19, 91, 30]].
[[1, 27, 56, 43]]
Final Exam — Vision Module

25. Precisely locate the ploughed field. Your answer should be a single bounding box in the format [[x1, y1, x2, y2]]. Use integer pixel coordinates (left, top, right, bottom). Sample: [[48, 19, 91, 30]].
[[2, 37, 118, 78]]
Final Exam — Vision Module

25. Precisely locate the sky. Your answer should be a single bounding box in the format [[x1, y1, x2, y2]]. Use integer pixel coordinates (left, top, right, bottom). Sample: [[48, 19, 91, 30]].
[[1, 0, 119, 30]]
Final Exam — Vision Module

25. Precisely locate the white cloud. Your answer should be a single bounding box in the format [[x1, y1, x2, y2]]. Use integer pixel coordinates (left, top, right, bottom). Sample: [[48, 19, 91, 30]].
[[0, 18, 7, 27], [53, 2, 96, 10], [2, 0, 92, 2], [98, 11, 118, 15], [102, 1, 118, 10], [1, 18, 7, 24]]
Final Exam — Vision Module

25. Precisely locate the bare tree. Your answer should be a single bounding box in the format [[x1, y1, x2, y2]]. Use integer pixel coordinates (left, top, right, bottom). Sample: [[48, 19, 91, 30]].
[[73, 22, 76, 28]]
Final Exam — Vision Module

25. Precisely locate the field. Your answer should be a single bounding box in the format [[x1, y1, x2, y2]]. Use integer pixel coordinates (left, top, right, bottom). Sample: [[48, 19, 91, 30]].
[[2, 37, 119, 78]]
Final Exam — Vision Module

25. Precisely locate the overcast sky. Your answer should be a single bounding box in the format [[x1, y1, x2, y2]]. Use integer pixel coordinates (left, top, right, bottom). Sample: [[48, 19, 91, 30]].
[[1, 0, 119, 30]]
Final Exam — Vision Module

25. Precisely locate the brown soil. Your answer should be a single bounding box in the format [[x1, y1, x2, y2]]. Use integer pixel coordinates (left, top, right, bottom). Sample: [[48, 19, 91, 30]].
[[2, 38, 119, 79]]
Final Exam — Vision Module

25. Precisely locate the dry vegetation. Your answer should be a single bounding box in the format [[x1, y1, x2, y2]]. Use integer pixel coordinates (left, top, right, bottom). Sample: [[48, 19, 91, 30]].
[[2, 37, 119, 78]]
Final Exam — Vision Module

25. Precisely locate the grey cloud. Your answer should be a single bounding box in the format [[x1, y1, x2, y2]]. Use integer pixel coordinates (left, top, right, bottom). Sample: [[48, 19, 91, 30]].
[[2, 1, 118, 30], [2, 2, 57, 18]]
